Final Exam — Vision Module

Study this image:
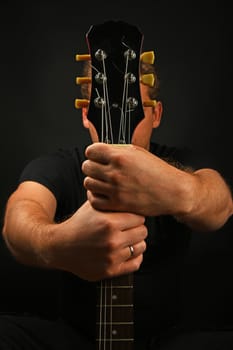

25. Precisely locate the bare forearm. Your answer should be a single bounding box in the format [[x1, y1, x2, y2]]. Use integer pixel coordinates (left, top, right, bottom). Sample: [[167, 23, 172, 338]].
[[3, 195, 148, 281], [83, 143, 233, 231], [2, 198, 56, 268], [175, 168, 233, 231]]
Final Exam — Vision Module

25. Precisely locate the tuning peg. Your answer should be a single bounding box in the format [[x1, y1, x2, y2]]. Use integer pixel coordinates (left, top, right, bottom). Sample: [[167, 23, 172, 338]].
[[75, 77, 92, 84], [143, 100, 157, 107], [140, 74, 155, 87], [75, 54, 91, 61], [75, 99, 89, 108], [140, 51, 155, 64]]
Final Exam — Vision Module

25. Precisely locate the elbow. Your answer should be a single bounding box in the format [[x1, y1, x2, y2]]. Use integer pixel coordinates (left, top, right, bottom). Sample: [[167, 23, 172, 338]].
[[2, 212, 12, 251], [175, 169, 233, 232], [2, 221, 21, 262], [2, 206, 26, 265]]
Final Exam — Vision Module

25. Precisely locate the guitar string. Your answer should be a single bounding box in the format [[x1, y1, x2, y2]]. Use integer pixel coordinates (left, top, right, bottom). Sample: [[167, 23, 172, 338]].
[[125, 78, 131, 144], [98, 51, 130, 350], [98, 280, 103, 350], [97, 52, 130, 145], [102, 56, 113, 144], [98, 54, 109, 348], [104, 279, 107, 350], [118, 55, 129, 144], [110, 279, 113, 350], [123, 56, 130, 144]]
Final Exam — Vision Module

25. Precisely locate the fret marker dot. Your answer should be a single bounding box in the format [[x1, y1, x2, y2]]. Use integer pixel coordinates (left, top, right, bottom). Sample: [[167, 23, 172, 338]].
[[112, 294, 117, 300], [112, 329, 117, 335]]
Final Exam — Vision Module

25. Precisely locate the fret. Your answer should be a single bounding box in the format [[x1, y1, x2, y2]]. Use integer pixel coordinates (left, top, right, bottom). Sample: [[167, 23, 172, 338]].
[[97, 304, 133, 307], [97, 283, 133, 304], [96, 274, 134, 350], [97, 285, 133, 289], [96, 339, 134, 342], [96, 322, 133, 325]]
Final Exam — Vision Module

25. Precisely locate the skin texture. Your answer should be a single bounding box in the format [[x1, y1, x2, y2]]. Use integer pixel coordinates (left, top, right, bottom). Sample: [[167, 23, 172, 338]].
[[2, 84, 233, 281], [83, 143, 233, 231]]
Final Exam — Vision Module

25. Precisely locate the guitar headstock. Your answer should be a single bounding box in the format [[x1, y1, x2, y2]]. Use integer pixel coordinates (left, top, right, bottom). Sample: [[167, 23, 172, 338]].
[[75, 21, 156, 144]]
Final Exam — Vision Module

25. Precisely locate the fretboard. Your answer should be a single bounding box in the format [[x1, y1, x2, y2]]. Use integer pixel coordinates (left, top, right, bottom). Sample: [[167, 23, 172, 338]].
[[96, 273, 134, 350]]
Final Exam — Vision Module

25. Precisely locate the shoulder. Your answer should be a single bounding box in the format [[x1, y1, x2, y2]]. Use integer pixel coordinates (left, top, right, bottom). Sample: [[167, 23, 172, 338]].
[[18, 146, 86, 200], [20, 147, 85, 177]]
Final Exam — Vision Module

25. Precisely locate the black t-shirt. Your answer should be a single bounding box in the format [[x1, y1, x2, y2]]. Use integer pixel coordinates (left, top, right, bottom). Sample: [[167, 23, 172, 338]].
[[18, 142, 202, 340]]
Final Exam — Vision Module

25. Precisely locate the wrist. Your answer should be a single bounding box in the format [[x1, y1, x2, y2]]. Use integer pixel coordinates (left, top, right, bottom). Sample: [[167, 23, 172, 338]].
[[173, 171, 201, 223], [36, 222, 63, 269]]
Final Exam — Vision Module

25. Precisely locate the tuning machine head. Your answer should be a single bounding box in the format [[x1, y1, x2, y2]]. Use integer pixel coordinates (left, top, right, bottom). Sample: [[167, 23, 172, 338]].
[[143, 100, 157, 108], [74, 52, 92, 109], [140, 51, 155, 64], [140, 73, 155, 87], [75, 54, 91, 61], [75, 77, 91, 85], [74, 99, 89, 109]]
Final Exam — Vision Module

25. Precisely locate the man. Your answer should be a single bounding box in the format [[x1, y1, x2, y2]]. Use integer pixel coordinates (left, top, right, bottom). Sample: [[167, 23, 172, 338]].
[[1, 54, 233, 349]]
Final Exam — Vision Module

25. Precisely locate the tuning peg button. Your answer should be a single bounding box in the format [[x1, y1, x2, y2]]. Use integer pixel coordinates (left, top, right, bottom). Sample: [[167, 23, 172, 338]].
[[143, 100, 157, 107], [75, 99, 89, 108], [75, 54, 91, 61], [140, 51, 155, 64], [75, 77, 92, 84], [141, 74, 155, 87]]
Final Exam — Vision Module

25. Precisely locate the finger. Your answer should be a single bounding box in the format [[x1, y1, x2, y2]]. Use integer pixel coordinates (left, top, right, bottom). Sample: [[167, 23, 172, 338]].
[[86, 190, 110, 211], [87, 193, 146, 229], [118, 255, 144, 276], [123, 225, 148, 246], [85, 143, 112, 164], [82, 160, 109, 182], [85, 142, 133, 164], [124, 240, 147, 261], [87, 190, 126, 213], [84, 177, 111, 196]]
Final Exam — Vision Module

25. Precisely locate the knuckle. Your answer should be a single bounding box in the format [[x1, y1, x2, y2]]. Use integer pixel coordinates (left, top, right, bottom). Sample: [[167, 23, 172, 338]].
[[104, 266, 115, 279], [142, 225, 148, 239], [83, 176, 90, 189], [81, 160, 89, 174], [112, 153, 126, 167], [132, 255, 143, 271], [108, 170, 121, 186], [105, 238, 118, 253], [101, 218, 115, 232], [142, 240, 147, 252], [104, 253, 115, 266]]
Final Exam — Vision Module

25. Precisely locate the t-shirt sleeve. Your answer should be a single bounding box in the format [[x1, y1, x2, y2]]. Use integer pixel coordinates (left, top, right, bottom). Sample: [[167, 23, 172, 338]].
[[18, 149, 85, 220], [19, 152, 68, 202]]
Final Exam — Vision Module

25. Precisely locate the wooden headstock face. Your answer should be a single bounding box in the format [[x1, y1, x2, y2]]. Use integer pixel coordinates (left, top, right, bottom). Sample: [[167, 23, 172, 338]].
[[84, 20, 145, 144]]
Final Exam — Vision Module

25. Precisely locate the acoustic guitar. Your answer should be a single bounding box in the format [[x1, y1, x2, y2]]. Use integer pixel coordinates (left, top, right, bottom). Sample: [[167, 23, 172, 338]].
[[75, 20, 156, 350]]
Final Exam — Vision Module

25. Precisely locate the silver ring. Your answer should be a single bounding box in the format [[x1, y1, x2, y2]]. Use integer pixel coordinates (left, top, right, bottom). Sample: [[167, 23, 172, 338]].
[[129, 245, 134, 257]]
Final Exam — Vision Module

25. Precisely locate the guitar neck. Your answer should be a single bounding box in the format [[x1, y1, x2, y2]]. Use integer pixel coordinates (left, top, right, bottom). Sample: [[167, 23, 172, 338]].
[[96, 273, 134, 350], [74, 20, 154, 350]]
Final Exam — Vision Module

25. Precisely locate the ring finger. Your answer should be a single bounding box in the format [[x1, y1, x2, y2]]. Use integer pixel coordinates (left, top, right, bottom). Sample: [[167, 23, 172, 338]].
[[125, 240, 147, 260]]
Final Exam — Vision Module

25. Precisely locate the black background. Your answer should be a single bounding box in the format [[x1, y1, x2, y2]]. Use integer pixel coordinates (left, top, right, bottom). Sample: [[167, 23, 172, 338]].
[[0, 0, 233, 328]]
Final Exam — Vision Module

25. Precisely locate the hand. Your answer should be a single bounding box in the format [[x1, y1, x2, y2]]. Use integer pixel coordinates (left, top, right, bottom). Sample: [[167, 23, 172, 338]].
[[82, 142, 190, 217], [52, 200, 147, 281]]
